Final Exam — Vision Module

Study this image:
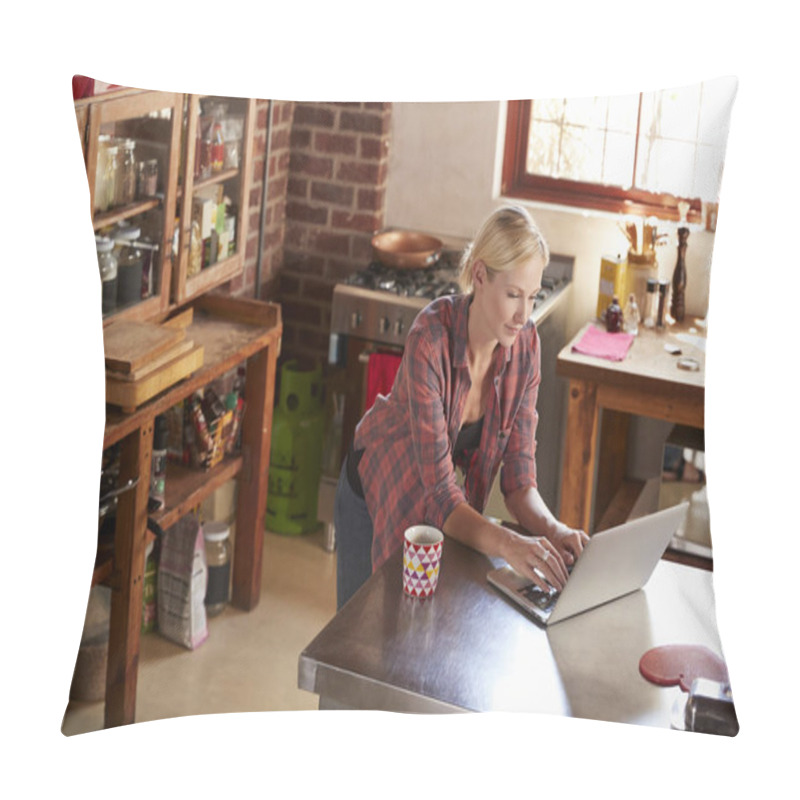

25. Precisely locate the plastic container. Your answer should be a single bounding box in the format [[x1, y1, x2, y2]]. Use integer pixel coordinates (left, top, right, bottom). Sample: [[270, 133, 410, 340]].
[[116, 226, 144, 307], [97, 237, 118, 316], [643, 278, 658, 328], [266, 361, 325, 535], [203, 521, 231, 616]]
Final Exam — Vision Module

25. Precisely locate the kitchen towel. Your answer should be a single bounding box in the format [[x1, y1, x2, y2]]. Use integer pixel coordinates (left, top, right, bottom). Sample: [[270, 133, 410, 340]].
[[572, 325, 634, 362], [365, 351, 402, 410]]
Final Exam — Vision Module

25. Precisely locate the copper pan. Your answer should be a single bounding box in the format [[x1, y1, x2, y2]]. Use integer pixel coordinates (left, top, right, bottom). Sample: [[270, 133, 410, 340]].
[[371, 230, 443, 269]]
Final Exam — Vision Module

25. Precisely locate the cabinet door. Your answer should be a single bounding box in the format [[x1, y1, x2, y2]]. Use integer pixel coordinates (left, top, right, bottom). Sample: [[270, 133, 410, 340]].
[[83, 90, 183, 325], [174, 95, 256, 304]]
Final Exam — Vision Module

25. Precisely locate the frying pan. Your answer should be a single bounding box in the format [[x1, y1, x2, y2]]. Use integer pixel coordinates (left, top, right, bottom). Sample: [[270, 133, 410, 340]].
[[371, 230, 443, 269]]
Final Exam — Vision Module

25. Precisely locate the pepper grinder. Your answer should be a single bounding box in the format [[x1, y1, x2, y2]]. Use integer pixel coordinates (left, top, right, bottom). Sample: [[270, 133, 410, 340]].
[[671, 227, 689, 323]]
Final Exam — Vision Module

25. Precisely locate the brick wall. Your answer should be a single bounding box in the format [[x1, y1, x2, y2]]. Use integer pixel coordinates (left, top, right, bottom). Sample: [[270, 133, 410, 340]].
[[279, 102, 393, 365]]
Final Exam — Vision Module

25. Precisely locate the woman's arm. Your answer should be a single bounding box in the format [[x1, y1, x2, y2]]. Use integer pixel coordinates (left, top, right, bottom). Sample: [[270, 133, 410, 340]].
[[505, 485, 589, 566], [442, 501, 569, 592]]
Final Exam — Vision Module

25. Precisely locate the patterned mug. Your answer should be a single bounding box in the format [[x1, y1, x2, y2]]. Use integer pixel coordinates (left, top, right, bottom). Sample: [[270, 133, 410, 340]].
[[402, 525, 444, 598]]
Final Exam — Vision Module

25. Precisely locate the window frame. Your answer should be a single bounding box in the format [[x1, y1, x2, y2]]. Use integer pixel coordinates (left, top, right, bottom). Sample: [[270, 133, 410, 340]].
[[501, 99, 703, 224]]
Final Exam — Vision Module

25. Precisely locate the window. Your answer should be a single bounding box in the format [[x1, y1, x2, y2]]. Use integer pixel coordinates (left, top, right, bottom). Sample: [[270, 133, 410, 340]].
[[501, 78, 735, 223]]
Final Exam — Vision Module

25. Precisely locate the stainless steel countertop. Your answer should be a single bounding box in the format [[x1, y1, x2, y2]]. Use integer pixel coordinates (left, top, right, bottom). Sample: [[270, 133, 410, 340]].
[[298, 539, 726, 725]]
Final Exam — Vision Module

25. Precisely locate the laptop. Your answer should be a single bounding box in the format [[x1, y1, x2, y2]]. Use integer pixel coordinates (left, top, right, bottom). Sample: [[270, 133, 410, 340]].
[[487, 502, 689, 626]]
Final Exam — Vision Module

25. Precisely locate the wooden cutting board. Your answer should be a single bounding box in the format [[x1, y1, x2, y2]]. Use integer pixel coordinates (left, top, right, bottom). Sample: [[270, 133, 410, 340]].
[[106, 344, 204, 412], [103, 320, 187, 374]]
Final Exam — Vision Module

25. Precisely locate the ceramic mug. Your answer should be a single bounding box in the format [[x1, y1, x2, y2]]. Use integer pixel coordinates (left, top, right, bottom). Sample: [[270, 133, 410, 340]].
[[402, 525, 443, 598]]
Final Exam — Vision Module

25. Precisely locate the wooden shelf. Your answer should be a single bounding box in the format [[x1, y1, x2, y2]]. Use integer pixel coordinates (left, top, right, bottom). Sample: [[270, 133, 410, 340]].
[[92, 198, 161, 231], [154, 455, 244, 531]]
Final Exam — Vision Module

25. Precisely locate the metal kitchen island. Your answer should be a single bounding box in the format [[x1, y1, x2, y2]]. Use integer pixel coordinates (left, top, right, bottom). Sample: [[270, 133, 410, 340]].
[[297, 538, 728, 727]]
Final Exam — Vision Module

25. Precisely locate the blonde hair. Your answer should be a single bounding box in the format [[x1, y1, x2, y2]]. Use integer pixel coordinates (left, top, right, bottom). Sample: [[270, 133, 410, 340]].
[[458, 205, 550, 293]]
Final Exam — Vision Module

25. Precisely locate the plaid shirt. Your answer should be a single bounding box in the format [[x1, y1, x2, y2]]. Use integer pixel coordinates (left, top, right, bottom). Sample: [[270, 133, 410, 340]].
[[354, 292, 540, 572]]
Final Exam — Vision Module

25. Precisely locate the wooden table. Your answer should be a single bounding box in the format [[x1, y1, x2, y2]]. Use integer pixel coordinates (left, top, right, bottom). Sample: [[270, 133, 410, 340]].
[[556, 321, 705, 534], [298, 538, 727, 726], [98, 295, 281, 727]]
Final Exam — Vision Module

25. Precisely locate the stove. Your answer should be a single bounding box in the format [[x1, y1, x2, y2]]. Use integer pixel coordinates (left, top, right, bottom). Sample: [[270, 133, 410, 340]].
[[330, 248, 573, 351]]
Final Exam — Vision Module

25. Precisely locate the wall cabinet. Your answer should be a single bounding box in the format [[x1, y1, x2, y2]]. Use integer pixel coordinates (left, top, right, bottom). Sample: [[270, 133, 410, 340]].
[[75, 89, 256, 324]]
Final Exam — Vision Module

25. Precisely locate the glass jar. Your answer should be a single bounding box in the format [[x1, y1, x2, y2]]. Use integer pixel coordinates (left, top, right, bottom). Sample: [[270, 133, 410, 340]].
[[102, 143, 119, 212], [116, 226, 144, 308], [94, 135, 111, 213], [137, 159, 159, 198], [117, 139, 137, 206], [96, 237, 118, 316], [623, 293, 639, 336], [203, 522, 231, 616]]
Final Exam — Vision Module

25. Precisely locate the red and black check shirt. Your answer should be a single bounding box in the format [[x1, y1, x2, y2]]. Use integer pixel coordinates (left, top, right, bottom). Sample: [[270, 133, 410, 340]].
[[354, 292, 541, 572]]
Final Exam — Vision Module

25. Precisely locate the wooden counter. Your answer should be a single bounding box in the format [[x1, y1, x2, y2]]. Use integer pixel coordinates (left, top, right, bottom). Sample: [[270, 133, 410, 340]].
[[100, 295, 281, 727], [556, 321, 705, 534]]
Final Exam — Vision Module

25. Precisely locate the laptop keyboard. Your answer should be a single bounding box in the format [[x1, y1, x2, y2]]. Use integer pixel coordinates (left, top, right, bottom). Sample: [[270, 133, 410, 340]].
[[519, 583, 559, 610]]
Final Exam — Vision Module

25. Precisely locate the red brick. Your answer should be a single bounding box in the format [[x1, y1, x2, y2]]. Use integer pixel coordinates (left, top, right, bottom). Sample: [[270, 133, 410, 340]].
[[311, 230, 351, 256], [336, 160, 380, 184], [332, 210, 380, 234], [280, 299, 322, 328], [357, 187, 384, 212], [290, 128, 312, 149], [294, 105, 336, 128], [340, 110, 385, 135], [314, 131, 358, 156], [311, 181, 355, 206], [360, 137, 388, 160], [291, 153, 333, 179], [286, 201, 329, 225]]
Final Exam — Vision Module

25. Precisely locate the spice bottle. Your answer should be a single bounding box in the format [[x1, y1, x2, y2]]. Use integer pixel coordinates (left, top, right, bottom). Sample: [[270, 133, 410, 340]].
[[103, 143, 119, 212], [657, 279, 670, 329], [623, 293, 639, 336], [211, 118, 225, 174], [203, 522, 232, 616], [96, 237, 118, 316], [643, 278, 658, 328], [137, 159, 159, 198], [605, 295, 623, 333]]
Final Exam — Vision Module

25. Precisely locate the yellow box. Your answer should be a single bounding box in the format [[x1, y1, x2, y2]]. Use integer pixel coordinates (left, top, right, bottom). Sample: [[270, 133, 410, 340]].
[[597, 255, 628, 321]]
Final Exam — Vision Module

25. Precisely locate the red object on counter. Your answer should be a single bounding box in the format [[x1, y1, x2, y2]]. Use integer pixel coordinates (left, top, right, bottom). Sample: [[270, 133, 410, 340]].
[[639, 644, 729, 692], [365, 351, 402, 411], [72, 75, 94, 100]]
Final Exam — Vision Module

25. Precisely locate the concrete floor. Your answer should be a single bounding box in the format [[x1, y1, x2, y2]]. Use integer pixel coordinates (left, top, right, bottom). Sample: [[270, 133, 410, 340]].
[[61, 528, 337, 736]]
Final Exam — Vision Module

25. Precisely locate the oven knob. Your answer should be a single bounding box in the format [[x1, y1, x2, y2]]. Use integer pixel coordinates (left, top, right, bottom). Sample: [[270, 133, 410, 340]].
[[394, 319, 404, 337], [379, 316, 390, 334], [350, 311, 362, 329]]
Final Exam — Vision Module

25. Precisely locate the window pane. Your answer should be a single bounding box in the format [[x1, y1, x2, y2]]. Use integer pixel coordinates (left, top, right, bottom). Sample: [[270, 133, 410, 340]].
[[603, 131, 636, 187], [605, 93, 640, 133], [562, 95, 608, 129], [698, 78, 737, 147], [531, 98, 564, 123], [527, 118, 561, 177], [560, 125, 605, 182], [694, 143, 726, 201], [641, 85, 701, 142], [636, 137, 696, 197]]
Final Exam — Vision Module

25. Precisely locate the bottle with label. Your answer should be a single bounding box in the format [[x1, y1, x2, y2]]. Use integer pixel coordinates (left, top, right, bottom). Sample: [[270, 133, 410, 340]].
[[97, 237, 118, 316], [623, 293, 639, 335], [203, 522, 232, 616], [605, 295, 623, 333], [150, 414, 168, 510], [643, 278, 658, 328]]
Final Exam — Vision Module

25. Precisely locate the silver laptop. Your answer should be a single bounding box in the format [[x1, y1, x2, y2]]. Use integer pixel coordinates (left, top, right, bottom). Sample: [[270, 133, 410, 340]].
[[487, 502, 689, 625]]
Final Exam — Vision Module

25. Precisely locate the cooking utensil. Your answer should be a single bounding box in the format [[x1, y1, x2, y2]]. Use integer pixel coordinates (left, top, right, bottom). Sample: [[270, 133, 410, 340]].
[[371, 230, 443, 269]]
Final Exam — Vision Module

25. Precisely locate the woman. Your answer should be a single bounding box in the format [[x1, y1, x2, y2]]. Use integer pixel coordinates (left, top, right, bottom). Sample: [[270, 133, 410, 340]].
[[334, 205, 588, 609]]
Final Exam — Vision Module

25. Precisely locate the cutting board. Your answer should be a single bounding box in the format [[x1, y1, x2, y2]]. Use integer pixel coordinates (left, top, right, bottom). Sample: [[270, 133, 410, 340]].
[[106, 344, 204, 412], [103, 320, 187, 374]]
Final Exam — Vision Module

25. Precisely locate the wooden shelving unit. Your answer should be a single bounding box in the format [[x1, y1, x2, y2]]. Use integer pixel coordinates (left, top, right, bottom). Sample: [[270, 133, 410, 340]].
[[73, 87, 281, 728]]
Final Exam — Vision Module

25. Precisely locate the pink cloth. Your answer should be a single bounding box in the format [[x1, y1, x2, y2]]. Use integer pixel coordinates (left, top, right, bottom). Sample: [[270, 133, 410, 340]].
[[572, 325, 634, 361]]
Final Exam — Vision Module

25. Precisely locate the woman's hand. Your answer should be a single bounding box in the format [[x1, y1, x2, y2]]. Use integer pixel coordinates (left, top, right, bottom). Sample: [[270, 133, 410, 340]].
[[501, 529, 570, 593], [547, 523, 589, 567]]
